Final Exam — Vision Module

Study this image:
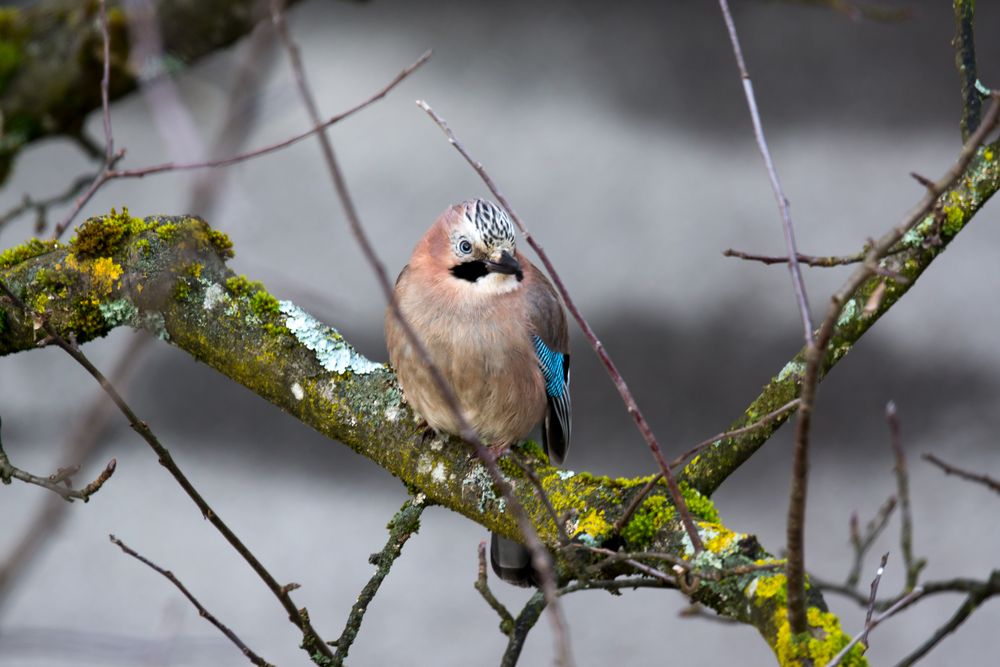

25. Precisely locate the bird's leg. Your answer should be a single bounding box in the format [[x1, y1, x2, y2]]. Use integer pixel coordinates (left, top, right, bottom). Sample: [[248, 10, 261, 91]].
[[417, 420, 439, 444], [487, 440, 511, 460]]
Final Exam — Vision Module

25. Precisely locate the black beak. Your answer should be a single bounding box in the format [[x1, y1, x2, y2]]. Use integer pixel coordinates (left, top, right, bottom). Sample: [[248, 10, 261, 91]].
[[485, 251, 523, 281]]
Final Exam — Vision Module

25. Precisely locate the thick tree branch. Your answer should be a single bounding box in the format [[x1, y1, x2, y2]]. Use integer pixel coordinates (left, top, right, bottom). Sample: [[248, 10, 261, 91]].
[[0, 213, 855, 664]]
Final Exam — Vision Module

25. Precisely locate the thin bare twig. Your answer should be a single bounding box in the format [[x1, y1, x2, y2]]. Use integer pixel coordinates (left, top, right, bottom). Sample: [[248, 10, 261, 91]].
[[886, 402, 923, 590], [717, 0, 813, 344], [0, 278, 333, 662], [860, 552, 889, 650], [923, 453, 1000, 495], [824, 586, 923, 667], [846, 496, 896, 588], [475, 540, 516, 636], [98, 0, 114, 163], [331, 497, 425, 664], [718, 0, 817, 631], [613, 398, 801, 536], [670, 398, 803, 471], [723, 247, 866, 267], [416, 99, 706, 560], [110, 535, 273, 667], [0, 333, 150, 611], [0, 418, 116, 503], [0, 173, 97, 236], [53, 0, 122, 240], [679, 603, 739, 625], [50, 46, 431, 239], [268, 4, 574, 664]]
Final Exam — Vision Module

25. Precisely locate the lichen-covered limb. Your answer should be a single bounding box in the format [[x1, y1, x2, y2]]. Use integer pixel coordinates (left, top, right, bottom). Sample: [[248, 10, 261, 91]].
[[0, 212, 862, 664], [0, 0, 312, 184], [331, 496, 425, 665], [682, 138, 1000, 496]]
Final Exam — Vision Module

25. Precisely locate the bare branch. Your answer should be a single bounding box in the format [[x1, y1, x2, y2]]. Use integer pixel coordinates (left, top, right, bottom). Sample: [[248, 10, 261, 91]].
[[846, 496, 896, 589], [717, 0, 820, 632], [824, 586, 923, 667], [923, 452, 1000, 496], [0, 419, 116, 503], [51, 49, 430, 239], [860, 552, 890, 650], [613, 398, 800, 537], [331, 496, 425, 664], [475, 540, 515, 636], [110, 535, 274, 667], [723, 247, 867, 267], [887, 402, 924, 590], [0, 278, 334, 663], [0, 172, 97, 236], [717, 0, 814, 345], [893, 573, 1000, 666]]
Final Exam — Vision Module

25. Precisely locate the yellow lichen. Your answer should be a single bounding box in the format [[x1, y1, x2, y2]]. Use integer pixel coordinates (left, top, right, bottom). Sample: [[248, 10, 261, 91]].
[[573, 508, 611, 540], [89, 256, 123, 294], [771, 606, 866, 667], [701, 522, 738, 553], [751, 572, 788, 606]]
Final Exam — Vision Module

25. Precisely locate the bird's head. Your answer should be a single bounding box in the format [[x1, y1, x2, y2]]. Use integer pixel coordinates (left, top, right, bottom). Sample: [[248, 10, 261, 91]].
[[438, 199, 523, 292]]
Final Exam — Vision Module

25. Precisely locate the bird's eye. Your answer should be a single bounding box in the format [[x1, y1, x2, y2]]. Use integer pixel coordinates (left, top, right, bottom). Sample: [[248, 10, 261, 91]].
[[459, 239, 473, 255]]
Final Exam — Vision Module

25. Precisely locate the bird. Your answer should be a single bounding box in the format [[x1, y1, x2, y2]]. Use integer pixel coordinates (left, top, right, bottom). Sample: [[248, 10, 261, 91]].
[[385, 198, 571, 586]]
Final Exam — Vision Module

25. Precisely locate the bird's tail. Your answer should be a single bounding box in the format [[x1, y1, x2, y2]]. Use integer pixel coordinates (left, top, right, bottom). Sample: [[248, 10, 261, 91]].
[[490, 532, 537, 587]]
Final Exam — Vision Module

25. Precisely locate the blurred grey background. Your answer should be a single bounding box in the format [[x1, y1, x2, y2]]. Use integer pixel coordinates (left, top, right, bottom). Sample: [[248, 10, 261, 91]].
[[1, 0, 999, 664]]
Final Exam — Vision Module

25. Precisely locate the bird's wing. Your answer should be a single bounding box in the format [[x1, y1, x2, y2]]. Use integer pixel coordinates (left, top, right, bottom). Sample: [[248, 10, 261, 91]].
[[525, 263, 571, 464]]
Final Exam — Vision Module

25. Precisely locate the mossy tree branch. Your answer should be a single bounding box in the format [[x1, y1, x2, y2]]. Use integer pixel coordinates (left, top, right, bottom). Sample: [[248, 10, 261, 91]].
[[0, 211, 864, 665]]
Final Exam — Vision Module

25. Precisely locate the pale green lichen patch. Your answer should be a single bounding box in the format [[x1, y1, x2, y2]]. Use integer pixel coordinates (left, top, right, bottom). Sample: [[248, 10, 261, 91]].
[[280, 300, 382, 374], [777, 360, 805, 382], [836, 299, 858, 327], [462, 462, 506, 513], [202, 282, 227, 312], [98, 299, 137, 327]]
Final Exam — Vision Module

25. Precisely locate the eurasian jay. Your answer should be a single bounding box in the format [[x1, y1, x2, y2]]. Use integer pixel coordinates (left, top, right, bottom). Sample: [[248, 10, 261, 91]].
[[385, 198, 571, 586]]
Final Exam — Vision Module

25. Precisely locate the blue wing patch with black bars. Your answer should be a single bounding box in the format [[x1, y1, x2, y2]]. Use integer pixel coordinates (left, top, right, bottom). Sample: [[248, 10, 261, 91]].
[[532, 335, 568, 398]]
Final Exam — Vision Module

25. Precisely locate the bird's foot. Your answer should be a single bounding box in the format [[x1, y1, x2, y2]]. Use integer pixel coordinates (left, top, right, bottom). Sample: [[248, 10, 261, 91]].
[[417, 421, 439, 444]]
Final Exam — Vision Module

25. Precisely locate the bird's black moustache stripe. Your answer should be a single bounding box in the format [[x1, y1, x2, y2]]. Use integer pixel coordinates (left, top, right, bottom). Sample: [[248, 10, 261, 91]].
[[451, 260, 490, 282]]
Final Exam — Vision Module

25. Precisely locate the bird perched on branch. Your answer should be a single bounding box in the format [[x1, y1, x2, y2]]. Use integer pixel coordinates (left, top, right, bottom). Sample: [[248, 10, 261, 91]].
[[385, 198, 571, 586]]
